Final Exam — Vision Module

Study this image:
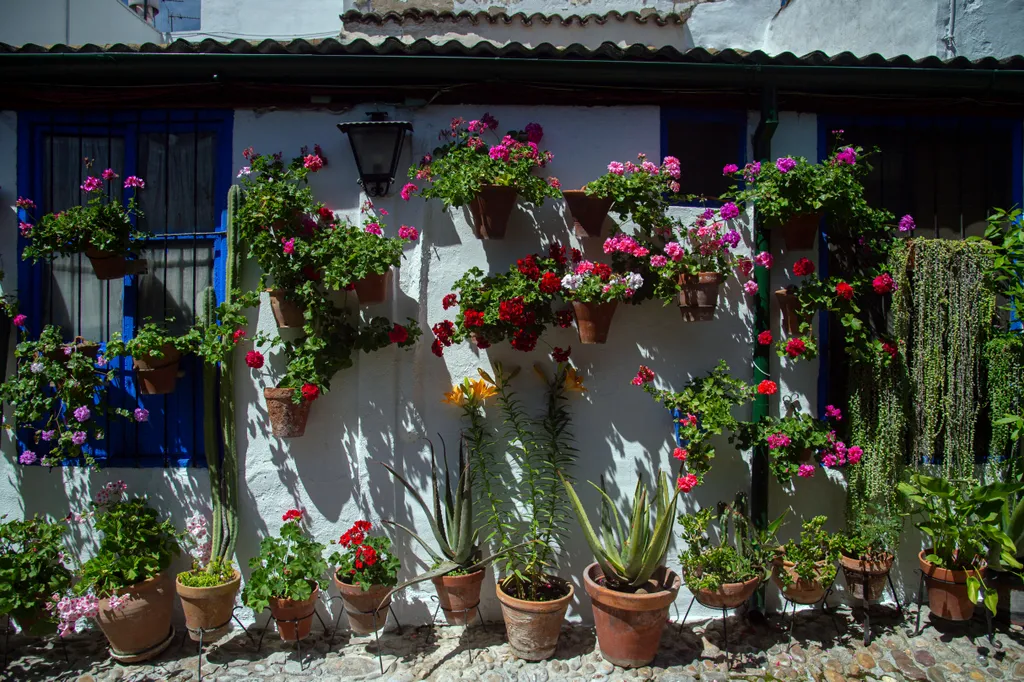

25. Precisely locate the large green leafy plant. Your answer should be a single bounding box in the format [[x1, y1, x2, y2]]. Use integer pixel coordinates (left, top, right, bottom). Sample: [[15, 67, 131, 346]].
[[242, 510, 329, 613], [104, 320, 199, 361], [320, 207, 416, 288], [0, 516, 73, 634], [841, 502, 902, 562], [729, 156, 823, 229], [405, 115, 560, 209], [583, 154, 682, 233], [774, 515, 842, 588]]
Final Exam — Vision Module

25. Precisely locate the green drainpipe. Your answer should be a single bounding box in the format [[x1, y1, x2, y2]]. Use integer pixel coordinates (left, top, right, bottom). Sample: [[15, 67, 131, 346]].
[[750, 84, 777, 613]]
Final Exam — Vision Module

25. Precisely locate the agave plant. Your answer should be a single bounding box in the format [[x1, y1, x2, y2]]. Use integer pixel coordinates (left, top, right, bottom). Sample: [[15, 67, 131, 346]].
[[562, 470, 679, 590]]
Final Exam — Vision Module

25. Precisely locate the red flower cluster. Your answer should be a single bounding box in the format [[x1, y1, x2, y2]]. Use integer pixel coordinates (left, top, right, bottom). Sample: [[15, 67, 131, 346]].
[[232, 329, 246, 344], [301, 383, 320, 401], [631, 365, 655, 386], [551, 346, 571, 363], [463, 309, 485, 327], [245, 350, 264, 369], [355, 544, 378, 569], [757, 330, 773, 346], [872, 273, 896, 295], [835, 281, 854, 301], [792, 258, 815, 277], [339, 520, 372, 547], [673, 447, 688, 461], [548, 243, 567, 267], [517, 255, 540, 280], [442, 293, 458, 310], [432, 320, 456, 356], [676, 473, 698, 493], [784, 338, 807, 358], [511, 329, 538, 352], [757, 380, 778, 395], [389, 324, 409, 344], [882, 341, 899, 359], [318, 206, 334, 223], [539, 272, 561, 294], [282, 509, 302, 522], [498, 297, 526, 324], [555, 309, 573, 329], [593, 263, 612, 281]]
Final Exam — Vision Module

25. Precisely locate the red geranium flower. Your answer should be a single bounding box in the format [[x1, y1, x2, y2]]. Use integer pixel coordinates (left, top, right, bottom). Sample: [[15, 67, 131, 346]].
[[792, 258, 815, 277], [510, 329, 538, 352], [463, 309, 485, 328], [548, 243, 567, 266], [442, 293, 458, 310], [498, 297, 526, 324], [282, 509, 302, 522], [673, 447, 688, 461], [388, 324, 409, 344], [882, 341, 898, 359], [475, 337, 491, 350], [676, 473, 698, 493], [555, 309, 573, 329], [551, 346, 571, 363], [301, 383, 320, 401], [593, 263, 612, 281], [631, 365, 655, 386], [757, 330, 772, 346], [757, 380, 778, 395], [431, 339, 444, 357], [245, 350, 264, 369], [232, 329, 246, 344], [835, 281, 854, 300], [872, 273, 896, 295], [785, 338, 806, 358], [539, 272, 561, 294], [432, 320, 455, 345], [517, 255, 540, 281]]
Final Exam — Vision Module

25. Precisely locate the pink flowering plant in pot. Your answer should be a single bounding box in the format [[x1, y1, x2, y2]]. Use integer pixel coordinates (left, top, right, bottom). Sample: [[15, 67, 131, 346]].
[[728, 156, 824, 231], [0, 516, 73, 636], [320, 200, 419, 297], [18, 163, 148, 272], [0, 324, 134, 469], [404, 114, 559, 210], [578, 154, 682, 234]]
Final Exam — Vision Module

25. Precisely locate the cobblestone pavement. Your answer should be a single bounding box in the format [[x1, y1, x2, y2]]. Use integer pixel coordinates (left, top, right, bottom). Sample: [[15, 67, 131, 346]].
[[3, 605, 1023, 682]]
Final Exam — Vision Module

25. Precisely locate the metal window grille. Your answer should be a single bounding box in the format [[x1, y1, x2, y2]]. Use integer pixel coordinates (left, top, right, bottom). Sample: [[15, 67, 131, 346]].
[[16, 110, 234, 468], [661, 110, 748, 204]]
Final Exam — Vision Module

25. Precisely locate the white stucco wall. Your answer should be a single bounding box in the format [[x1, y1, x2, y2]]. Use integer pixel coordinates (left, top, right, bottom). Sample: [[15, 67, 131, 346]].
[[0, 0, 164, 47], [0, 103, 904, 628]]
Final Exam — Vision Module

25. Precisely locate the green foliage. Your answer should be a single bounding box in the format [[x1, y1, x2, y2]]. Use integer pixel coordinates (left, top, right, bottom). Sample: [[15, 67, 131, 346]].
[[977, 206, 1024, 313], [177, 559, 236, 588], [193, 289, 260, 366], [731, 155, 824, 229], [641, 360, 751, 483], [0, 325, 130, 468], [840, 502, 902, 562], [76, 496, 180, 597], [320, 217, 407, 287], [329, 530, 400, 592], [678, 494, 785, 593], [0, 516, 72, 634], [985, 331, 1024, 464], [20, 165, 147, 262], [242, 519, 329, 613], [409, 116, 559, 209], [562, 471, 679, 591], [584, 154, 681, 233], [775, 516, 841, 587], [734, 402, 832, 483], [104, 321, 198, 362]]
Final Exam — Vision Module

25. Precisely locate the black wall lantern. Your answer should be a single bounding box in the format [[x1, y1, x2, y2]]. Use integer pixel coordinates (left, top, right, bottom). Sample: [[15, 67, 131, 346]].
[[337, 112, 413, 197]]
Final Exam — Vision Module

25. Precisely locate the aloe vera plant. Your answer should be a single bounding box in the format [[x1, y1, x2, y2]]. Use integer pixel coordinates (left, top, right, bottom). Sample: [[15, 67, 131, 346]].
[[562, 470, 679, 590]]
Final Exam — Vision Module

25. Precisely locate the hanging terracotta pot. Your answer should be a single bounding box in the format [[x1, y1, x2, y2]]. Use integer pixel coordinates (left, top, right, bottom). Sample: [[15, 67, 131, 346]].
[[264, 387, 311, 438], [44, 336, 101, 362], [268, 584, 320, 641], [133, 343, 182, 395], [779, 213, 820, 251], [562, 190, 613, 238], [840, 553, 893, 602], [431, 569, 485, 625], [692, 575, 760, 610], [919, 550, 982, 621], [333, 572, 392, 635], [266, 289, 306, 328], [772, 558, 830, 605], [468, 185, 518, 239], [496, 577, 573, 661], [86, 247, 130, 281], [775, 287, 811, 335], [678, 272, 724, 322], [572, 300, 618, 344], [95, 571, 176, 663], [176, 570, 242, 642], [584, 563, 680, 668], [353, 270, 390, 306]]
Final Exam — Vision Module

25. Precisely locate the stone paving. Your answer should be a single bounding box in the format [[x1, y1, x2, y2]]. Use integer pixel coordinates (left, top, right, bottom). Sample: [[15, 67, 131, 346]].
[[3, 604, 1023, 682]]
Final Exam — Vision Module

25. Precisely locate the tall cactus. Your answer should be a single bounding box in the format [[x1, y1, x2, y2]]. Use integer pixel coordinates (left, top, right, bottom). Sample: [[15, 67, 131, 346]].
[[199, 286, 223, 565]]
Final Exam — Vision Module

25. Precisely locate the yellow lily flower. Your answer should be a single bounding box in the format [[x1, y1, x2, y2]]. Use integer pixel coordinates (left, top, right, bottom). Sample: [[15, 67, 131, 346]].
[[467, 378, 498, 403], [442, 385, 465, 406], [564, 367, 587, 393]]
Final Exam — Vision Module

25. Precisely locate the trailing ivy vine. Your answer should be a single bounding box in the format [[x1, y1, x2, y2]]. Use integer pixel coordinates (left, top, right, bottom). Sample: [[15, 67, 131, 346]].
[[985, 331, 1024, 467]]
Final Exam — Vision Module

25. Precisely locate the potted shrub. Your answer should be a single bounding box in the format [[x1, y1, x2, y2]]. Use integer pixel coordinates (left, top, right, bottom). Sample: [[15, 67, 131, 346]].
[[329, 520, 399, 635], [242, 509, 329, 641], [566, 154, 681, 238], [434, 246, 568, 356], [728, 156, 823, 250], [678, 494, 785, 609], [0, 516, 73, 636], [0, 324, 132, 469], [772, 516, 841, 605], [105, 322, 198, 395], [839, 505, 902, 603], [175, 513, 240, 642], [69, 482, 180, 662], [19, 165, 148, 279], [898, 473, 1022, 621], [559, 261, 643, 344], [404, 114, 560, 239], [564, 471, 680, 668]]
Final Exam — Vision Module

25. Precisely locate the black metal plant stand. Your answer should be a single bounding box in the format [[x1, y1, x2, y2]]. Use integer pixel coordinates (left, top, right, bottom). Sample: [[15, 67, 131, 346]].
[[852, 571, 902, 646], [428, 595, 487, 631], [326, 595, 403, 675], [1, 613, 70, 670], [177, 605, 254, 682], [677, 594, 746, 669], [254, 606, 333, 671], [780, 578, 840, 649], [913, 569, 995, 645]]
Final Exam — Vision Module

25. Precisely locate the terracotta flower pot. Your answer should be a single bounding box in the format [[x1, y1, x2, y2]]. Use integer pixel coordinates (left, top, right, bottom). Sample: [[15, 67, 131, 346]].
[[333, 572, 392, 635], [431, 569, 485, 625], [562, 190, 613, 238], [266, 289, 306, 328], [775, 287, 812, 335], [95, 571, 175, 663], [43, 337, 101, 362], [772, 559, 830, 605], [353, 270, 390, 306], [176, 570, 241, 642], [584, 562, 681, 668], [269, 585, 320, 641], [496, 577, 573, 661], [133, 343, 182, 395], [86, 247, 130, 281], [779, 213, 820, 251], [678, 272, 724, 322], [840, 553, 893, 602], [264, 387, 311, 438], [692, 575, 760, 610], [572, 300, 618, 344], [919, 550, 983, 622], [468, 185, 518, 239]]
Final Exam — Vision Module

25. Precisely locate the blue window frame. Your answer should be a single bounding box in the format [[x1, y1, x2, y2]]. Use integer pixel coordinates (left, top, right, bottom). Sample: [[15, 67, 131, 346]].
[[814, 114, 1023, 454], [15, 110, 234, 467], [660, 109, 747, 206]]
